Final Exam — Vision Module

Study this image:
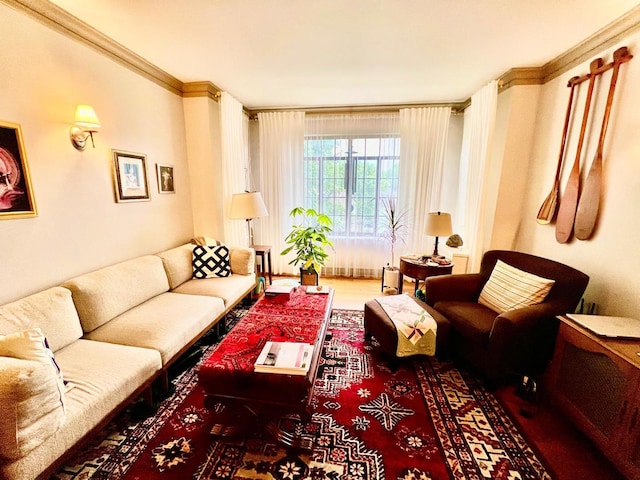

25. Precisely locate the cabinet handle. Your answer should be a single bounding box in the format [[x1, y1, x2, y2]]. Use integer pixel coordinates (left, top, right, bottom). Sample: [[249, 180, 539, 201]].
[[630, 408, 638, 433]]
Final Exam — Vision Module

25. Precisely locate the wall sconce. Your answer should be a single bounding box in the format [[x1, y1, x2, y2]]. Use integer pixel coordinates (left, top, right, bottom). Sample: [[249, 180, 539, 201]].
[[69, 104, 101, 151]]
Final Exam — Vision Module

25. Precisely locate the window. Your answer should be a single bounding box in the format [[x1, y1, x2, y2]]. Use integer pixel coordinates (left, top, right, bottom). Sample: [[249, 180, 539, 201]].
[[304, 135, 400, 237]]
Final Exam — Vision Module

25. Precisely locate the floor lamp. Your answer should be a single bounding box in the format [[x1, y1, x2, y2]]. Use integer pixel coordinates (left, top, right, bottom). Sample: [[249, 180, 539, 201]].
[[425, 212, 452, 258], [229, 192, 268, 246]]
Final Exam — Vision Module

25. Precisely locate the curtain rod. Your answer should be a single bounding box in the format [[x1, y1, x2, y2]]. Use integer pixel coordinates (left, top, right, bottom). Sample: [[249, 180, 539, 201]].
[[246, 100, 469, 120]]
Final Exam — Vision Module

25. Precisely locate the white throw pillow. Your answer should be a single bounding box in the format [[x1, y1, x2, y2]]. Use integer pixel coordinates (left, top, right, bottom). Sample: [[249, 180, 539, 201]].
[[478, 260, 555, 314], [0, 328, 66, 410]]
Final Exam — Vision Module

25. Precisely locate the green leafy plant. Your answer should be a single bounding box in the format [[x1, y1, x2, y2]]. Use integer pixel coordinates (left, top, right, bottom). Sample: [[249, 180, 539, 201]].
[[281, 207, 334, 274], [380, 197, 409, 268]]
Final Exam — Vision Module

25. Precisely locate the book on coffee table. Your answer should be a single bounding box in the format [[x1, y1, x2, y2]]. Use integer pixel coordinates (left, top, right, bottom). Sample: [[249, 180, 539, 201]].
[[254, 341, 313, 375]]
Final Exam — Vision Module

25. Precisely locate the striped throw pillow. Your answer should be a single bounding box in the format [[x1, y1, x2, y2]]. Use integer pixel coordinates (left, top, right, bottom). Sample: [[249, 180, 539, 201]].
[[478, 260, 555, 314]]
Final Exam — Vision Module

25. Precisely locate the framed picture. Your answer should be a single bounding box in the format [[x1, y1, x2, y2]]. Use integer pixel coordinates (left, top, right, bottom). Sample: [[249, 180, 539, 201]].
[[156, 163, 175, 194], [112, 150, 150, 203], [0, 121, 37, 219]]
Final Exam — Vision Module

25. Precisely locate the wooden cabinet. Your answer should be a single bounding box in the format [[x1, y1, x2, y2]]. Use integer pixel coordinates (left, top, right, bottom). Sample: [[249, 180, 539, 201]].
[[546, 317, 640, 479]]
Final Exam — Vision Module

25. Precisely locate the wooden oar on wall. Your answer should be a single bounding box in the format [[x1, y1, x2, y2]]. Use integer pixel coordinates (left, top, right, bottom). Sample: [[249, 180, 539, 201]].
[[536, 75, 580, 224], [574, 46, 633, 240], [555, 58, 603, 244]]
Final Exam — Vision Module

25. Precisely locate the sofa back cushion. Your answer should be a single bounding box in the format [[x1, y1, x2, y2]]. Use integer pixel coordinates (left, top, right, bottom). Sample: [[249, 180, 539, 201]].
[[0, 287, 82, 352], [63, 255, 169, 333], [156, 244, 193, 289]]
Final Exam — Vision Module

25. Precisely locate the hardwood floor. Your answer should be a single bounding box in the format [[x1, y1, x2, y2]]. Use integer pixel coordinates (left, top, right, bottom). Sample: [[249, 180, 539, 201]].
[[271, 274, 623, 480]]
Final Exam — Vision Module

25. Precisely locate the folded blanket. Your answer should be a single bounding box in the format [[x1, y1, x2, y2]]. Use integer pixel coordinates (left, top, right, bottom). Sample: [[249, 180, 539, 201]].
[[375, 294, 438, 357]]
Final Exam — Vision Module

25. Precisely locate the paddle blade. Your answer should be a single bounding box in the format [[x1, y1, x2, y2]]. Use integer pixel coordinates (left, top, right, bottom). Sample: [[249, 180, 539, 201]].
[[536, 184, 558, 225], [574, 152, 603, 240], [555, 175, 579, 243]]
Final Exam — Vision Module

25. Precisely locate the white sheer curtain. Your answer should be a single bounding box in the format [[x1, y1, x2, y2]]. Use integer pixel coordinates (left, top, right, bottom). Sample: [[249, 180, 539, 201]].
[[457, 81, 498, 271], [257, 111, 305, 274], [306, 113, 399, 278], [220, 92, 249, 247], [398, 106, 452, 256]]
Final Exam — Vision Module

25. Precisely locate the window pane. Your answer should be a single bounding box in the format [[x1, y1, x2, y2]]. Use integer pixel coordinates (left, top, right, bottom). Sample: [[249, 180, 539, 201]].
[[304, 135, 400, 238]]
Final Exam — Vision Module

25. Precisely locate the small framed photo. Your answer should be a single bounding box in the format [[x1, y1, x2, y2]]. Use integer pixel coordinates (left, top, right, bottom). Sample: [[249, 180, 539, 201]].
[[156, 163, 175, 194], [0, 120, 37, 219], [112, 149, 150, 203]]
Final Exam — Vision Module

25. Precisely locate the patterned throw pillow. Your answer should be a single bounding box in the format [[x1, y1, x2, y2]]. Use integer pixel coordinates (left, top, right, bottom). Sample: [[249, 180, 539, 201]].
[[478, 260, 555, 314], [192, 245, 231, 279], [0, 328, 66, 410]]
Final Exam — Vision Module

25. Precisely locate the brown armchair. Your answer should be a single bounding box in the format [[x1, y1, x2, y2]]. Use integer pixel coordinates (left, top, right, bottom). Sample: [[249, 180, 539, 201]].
[[424, 250, 589, 384]]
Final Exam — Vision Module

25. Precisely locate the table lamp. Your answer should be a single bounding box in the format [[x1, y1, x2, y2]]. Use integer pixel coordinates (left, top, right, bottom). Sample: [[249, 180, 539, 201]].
[[229, 191, 268, 246], [424, 211, 452, 257]]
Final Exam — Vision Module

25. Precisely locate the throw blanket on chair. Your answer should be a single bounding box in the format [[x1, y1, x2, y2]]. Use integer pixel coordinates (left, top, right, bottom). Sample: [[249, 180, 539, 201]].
[[375, 294, 438, 357]]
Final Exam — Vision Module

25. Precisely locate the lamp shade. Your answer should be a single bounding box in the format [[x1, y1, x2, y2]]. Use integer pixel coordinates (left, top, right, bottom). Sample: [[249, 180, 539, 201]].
[[74, 104, 101, 130], [425, 212, 453, 237], [229, 192, 268, 219]]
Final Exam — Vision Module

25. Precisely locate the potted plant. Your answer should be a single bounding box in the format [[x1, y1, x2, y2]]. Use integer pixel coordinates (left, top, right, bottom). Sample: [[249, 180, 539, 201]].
[[281, 207, 334, 285], [380, 198, 408, 292]]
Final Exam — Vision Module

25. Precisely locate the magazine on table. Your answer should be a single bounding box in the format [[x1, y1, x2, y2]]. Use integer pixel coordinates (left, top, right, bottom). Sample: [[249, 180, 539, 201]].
[[254, 341, 313, 375]]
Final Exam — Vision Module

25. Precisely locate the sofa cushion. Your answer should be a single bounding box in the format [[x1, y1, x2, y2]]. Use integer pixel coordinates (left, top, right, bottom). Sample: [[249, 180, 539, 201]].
[[62, 255, 170, 333], [172, 274, 256, 309], [230, 247, 255, 275], [0, 287, 83, 352], [157, 243, 193, 289], [0, 357, 66, 461], [192, 245, 231, 278], [83, 292, 224, 365], [434, 301, 497, 344], [478, 260, 555, 314]]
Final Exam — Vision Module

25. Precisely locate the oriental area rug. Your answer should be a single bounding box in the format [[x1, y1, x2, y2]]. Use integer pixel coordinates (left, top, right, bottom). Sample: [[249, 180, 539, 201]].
[[53, 308, 551, 480]]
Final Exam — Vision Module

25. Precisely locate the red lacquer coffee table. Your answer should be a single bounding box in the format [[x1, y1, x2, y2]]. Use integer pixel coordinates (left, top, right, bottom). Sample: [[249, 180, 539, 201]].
[[198, 286, 334, 447]]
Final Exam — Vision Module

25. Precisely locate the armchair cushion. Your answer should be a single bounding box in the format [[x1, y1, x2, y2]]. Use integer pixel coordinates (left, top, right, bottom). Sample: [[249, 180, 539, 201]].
[[478, 260, 555, 314]]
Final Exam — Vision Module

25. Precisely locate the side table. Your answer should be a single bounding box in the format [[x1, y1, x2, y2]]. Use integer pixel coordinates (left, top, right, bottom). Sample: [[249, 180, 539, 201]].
[[252, 245, 272, 285], [398, 257, 453, 294]]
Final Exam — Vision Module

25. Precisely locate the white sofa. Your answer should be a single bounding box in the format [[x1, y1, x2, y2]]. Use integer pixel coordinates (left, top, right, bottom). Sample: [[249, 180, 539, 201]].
[[0, 242, 255, 480]]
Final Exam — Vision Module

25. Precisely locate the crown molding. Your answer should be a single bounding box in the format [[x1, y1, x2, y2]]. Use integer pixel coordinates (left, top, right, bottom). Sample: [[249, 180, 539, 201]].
[[6, 0, 640, 105], [498, 5, 640, 91], [3, 0, 183, 95], [182, 82, 222, 100]]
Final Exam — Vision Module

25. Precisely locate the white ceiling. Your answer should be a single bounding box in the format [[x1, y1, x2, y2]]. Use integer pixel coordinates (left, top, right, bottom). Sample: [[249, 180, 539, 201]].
[[50, 0, 640, 109]]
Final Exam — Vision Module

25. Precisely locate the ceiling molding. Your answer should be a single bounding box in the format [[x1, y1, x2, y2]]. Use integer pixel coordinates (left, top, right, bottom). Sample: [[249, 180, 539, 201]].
[[4, 0, 184, 96], [541, 4, 640, 83], [182, 81, 222, 100], [498, 68, 545, 91], [498, 5, 640, 91], [6, 0, 640, 107]]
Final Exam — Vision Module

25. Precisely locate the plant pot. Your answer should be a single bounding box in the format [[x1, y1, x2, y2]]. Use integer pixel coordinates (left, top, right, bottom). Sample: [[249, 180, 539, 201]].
[[382, 266, 400, 290], [300, 269, 319, 286]]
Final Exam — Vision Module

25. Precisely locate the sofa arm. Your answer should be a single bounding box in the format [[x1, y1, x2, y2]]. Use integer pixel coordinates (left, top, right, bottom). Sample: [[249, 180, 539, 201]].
[[424, 273, 485, 306], [230, 247, 255, 275], [0, 357, 66, 460]]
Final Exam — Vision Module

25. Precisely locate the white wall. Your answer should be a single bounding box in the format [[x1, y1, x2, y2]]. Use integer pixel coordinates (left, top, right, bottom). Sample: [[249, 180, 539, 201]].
[[514, 35, 640, 318], [0, 4, 194, 304]]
